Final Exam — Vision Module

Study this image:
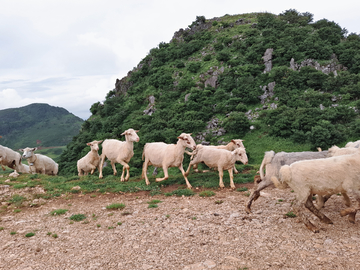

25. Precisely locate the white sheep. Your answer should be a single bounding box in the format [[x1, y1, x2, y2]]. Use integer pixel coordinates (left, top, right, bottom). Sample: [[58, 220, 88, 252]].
[[327, 145, 359, 157], [245, 150, 328, 213], [77, 140, 103, 176], [345, 140, 360, 148], [99, 129, 139, 181], [0, 145, 29, 173], [274, 148, 360, 233], [186, 139, 245, 174], [20, 147, 58, 175], [142, 133, 196, 188], [185, 146, 248, 189]]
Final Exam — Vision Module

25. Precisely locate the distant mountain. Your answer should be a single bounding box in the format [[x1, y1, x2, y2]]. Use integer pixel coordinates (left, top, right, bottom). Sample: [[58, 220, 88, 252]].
[[0, 103, 83, 149]]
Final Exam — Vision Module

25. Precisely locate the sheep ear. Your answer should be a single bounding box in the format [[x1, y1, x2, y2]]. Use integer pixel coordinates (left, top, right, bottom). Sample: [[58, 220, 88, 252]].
[[121, 131, 126, 135], [177, 136, 184, 140], [231, 139, 236, 143], [33, 148, 38, 151], [135, 130, 139, 133], [19, 148, 24, 152], [86, 142, 91, 146], [98, 140, 103, 144]]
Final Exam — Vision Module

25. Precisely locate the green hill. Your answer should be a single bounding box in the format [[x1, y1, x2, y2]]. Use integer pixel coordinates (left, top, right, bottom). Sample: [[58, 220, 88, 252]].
[[59, 10, 360, 176], [0, 103, 83, 150]]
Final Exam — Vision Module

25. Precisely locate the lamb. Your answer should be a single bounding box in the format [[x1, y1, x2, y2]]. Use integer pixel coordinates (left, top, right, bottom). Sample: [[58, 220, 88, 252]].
[[77, 140, 103, 176], [245, 150, 328, 213], [99, 129, 139, 181], [274, 148, 360, 233], [20, 147, 58, 175], [185, 146, 248, 189], [0, 145, 29, 173], [142, 133, 196, 189], [186, 139, 245, 174]]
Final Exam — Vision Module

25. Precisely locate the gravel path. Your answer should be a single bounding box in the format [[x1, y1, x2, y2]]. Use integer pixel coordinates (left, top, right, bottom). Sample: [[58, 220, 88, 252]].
[[1, 184, 360, 270]]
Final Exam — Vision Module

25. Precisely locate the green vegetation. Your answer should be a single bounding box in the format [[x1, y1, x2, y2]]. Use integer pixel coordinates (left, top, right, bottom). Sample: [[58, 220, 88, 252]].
[[106, 203, 126, 210], [165, 188, 195, 197], [69, 214, 87, 222], [237, 187, 248, 192], [8, 195, 26, 207], [25, 232, 35, 238], [49, 209, 68, 216], [199, 190, 216, 197], [285, 211, 297, 218]]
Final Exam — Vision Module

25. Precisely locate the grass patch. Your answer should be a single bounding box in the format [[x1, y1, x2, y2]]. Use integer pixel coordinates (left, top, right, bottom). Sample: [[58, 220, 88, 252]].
[[49, 209, 68, 216], [10, 231, 16, 235], [147, 199, 162, 204], [215, 200, 224, 204], [8, 194, 26, 207], [285, 211, 297, 218], [148, 204, 158, 208], [25, 232, 35, 238], [106, 203, 126, 210], [69, 214, 86, 222], [237, 187, 248, 192], [165, 188, 195, 197], [52, 233, 58, 238], [199, 190, 216, 197], [13, 209, 21, 213]]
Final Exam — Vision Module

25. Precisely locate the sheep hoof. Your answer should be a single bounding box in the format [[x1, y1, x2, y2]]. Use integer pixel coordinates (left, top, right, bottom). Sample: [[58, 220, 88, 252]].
[[348, 212, 356, 223], [321, 216, 333, 224], [245, 206, 252, 214], [340, 208, 355, 217], [305, 222, 319, 233]]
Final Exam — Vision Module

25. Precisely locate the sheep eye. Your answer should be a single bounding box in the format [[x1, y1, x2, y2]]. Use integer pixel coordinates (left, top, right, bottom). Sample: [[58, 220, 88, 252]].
[[187, 141, 190, 144]]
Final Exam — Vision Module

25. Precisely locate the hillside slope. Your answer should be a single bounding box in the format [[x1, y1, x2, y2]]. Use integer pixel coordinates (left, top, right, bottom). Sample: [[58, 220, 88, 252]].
[[59, 10, 360, 176], [0, 103, 83, 149]]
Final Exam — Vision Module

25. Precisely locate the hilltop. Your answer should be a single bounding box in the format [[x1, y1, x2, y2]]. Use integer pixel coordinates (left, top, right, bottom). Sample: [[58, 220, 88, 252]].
[[0, 103, 83, 149], [59, 10, 360, 176]]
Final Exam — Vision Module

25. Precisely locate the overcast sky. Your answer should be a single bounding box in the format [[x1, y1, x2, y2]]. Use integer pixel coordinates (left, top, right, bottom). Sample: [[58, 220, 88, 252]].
[[1, 0, 359, 120]]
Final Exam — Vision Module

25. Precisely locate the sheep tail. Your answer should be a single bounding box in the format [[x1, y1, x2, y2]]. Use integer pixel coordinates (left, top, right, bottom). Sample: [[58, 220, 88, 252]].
[[274, 165, 291, 189]]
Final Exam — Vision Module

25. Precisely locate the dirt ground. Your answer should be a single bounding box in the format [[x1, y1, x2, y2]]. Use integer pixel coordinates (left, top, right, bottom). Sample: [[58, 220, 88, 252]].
[[1, 181, 360, 270]]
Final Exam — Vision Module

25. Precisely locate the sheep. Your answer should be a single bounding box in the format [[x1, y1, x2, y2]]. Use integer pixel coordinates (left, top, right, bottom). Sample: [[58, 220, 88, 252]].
[[19, 147, 58, 175], [327, 145, 359, 157], [245, 150, 329, 214], [142, 133, 196, 189], [185, 146, 248, 189], [77, 140, 103, 176], [186, 139, 245, 173], [0, 145, 29, 173], [345, 140, 360, 148], [99, 129, 139, 181], [274, 148, 360, 233]]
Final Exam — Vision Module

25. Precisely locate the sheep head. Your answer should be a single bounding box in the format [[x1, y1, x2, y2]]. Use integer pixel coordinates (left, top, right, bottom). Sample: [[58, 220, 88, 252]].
[[177, 133, 196, 150], [19, 147, 37, 159], [121, 129, 140, 142]]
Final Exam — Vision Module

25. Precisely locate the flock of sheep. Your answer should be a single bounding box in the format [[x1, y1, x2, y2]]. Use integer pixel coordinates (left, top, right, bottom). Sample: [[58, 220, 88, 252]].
[[1, 132, 360, 233]]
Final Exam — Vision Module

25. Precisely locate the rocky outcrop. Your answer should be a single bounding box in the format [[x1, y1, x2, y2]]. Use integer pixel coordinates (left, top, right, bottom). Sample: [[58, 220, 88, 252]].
[[143, 96, 156, 116], [262, 48, 274, 73], [199, 66, 225, 88], [259, 82, 276, 104], [194, 117, 226, 143], [114, 71, 134, 96], [289, 55, 344, 75]]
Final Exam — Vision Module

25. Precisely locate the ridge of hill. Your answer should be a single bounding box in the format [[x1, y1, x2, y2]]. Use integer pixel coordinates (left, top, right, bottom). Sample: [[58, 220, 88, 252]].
[[59, 10, 360, 176], [0, 103, 83, 149]]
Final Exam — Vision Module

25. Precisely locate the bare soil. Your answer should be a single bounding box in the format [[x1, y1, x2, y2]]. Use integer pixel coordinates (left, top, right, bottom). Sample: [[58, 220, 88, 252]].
[[1, 182, 360, 270]]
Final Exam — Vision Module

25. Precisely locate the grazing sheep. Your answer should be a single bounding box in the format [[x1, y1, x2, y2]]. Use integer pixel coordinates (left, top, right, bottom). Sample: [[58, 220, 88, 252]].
[[20, 147, 58, 175], [245, 150, 328, 213], [142, 133, 196, 188], [99, 129, 139, 181], [186, 139, 245, 174], [0, 145, 29, 173], [185, 146, 248, 189], [274, 148, 360, 233], [77, 140, 103, 176]]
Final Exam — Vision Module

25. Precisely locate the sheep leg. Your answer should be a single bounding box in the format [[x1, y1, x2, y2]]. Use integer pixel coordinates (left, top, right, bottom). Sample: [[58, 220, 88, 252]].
[[119, 161, 130, 182], [185, 159, 198, 177], [233, 165, 238, 174], [142, 158, 150, 185], [342, 192, 351, 207], [178, 165, 192, 189], [111, 161, 117, 176], [156, 166, 169, 182], [99, 154, 106, 179], [245, 179, 273, 214], [228, 168, 235, 189], [305, 195, 333, 224], [340, 194, 360, 223], [1, 164, 5, 171], [218, 167, 225, 188], [294, 203, 320, 233]]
